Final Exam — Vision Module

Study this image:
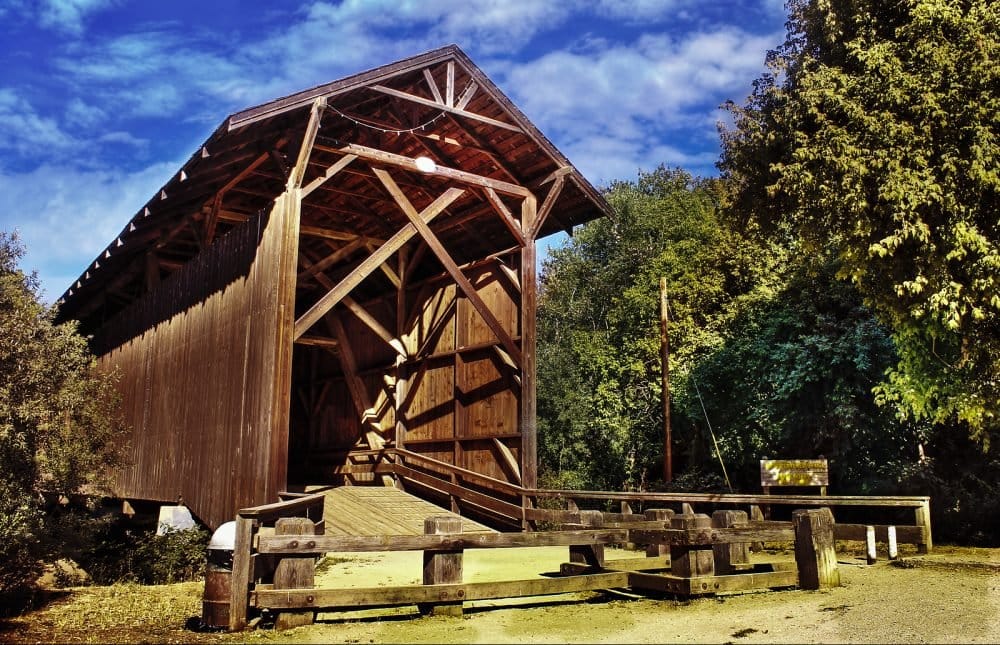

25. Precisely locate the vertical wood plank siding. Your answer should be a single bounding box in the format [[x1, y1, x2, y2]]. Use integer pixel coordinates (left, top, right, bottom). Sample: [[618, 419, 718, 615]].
[[99, 196, 298, 529]]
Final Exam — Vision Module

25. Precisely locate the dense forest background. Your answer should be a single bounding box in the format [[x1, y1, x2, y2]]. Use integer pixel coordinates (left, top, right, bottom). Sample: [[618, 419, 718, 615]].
[[535, 0, 999, 545]]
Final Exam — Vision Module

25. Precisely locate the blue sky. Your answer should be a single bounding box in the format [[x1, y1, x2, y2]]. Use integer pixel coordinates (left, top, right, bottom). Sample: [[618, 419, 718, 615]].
[[0, 0, 787, 301]]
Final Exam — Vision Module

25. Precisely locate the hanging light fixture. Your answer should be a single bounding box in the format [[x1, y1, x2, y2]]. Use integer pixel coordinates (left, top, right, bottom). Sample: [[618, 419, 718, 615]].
[[414, 156, 437, 173]]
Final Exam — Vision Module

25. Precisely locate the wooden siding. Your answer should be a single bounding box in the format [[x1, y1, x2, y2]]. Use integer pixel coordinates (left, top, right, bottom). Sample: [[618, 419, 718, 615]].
[[101, 195, 299, 529]]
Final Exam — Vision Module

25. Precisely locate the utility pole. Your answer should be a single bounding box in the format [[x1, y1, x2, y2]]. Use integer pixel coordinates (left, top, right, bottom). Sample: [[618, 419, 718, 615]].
[[660, 277, 673, 482]]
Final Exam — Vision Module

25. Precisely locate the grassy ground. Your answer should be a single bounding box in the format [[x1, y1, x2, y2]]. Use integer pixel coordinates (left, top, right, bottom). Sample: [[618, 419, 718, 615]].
[[2, 545, 997, 644]]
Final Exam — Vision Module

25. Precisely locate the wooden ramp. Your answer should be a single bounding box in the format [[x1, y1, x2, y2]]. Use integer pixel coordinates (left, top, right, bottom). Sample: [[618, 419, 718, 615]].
[[304, 485, 495, 536]]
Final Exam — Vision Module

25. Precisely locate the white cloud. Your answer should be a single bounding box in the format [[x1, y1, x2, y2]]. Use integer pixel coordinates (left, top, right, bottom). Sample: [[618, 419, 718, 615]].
[[0, 160, 179, 301], [0, 89, 79, 159], [38, 0, 119, 35]]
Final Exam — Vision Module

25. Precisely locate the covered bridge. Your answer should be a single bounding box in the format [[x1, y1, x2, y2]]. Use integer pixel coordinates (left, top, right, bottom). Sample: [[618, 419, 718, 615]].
[[56, 45, 612, 530]]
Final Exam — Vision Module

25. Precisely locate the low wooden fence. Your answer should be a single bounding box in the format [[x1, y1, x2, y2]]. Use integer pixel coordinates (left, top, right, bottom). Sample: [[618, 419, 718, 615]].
[[227, 495, 852, 632], [361, 448, 933, 552]]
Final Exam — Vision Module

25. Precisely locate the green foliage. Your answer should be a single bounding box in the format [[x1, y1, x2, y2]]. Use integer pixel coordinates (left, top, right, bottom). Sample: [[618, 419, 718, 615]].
[[687, 259, 929, 491], [720, 0, 1000, 439], [0, 232, 125, 593], [81, 514, 209, 585], [537, 167, 779, 489]]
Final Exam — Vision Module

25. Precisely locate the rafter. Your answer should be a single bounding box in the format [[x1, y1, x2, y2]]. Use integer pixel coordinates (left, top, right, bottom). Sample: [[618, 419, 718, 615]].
[[372, 84, 523, 133], [483, 187, 526, 247], [301, 153, 357, 199], [530, 173, 566, 240]]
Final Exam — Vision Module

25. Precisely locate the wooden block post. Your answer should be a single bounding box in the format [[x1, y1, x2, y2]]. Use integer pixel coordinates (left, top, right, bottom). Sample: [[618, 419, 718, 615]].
[[712, 510, 750, 574], [793, 508, 840, 590], [670, 514, 714, 578], [644, 508, 674, 558], [888, 526, 899, 560], [866, 525, 877, 565], [749, 504, 765, 553], [915, 500, 932, 553], [228, 515, 255, 632], [421, 516, 464, 617], [274, 517, 318, 631], [569, 510, 605, 568]]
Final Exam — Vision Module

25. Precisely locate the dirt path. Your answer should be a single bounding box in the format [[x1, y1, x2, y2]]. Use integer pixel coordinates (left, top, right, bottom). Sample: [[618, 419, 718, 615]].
[[240, 546, 1000, 644], [4, 546, 997, 643]]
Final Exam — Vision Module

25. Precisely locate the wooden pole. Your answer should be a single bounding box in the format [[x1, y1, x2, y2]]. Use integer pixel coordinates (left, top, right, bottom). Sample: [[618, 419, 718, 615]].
[[660, 277, 673, 483]]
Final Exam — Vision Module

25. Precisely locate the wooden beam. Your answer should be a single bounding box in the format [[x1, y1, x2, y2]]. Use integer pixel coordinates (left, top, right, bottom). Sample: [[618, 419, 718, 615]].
[[293, 186, 465, 339], [371, 84, 524, 133], [297, 237, 367, 283], [288, 97, 326, 191], [301, 153, 357, 199], [520, 195, 538, 490], [423, 68, 444, 105], [342, 295, 407, 357], [483, 187, 526, 247], [326, 143, 530, 198], [294, 335, 339, 350], [455, 81, 478, 111], [530, 174, 565, 240], [365, 241, 402, 288], [493, 438, 522, 485], [374, 168, 522, 365], [445, 61, 455, 107], [327, 312, 385, 450], [300, 225, 382, 244]]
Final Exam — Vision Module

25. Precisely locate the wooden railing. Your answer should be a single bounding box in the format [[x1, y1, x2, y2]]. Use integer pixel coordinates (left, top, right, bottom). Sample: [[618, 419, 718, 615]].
[[309, 447, 933, 552]]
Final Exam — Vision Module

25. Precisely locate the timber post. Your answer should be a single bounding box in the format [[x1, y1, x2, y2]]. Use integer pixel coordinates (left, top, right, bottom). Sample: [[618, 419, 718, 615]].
[[644, 508, 674, 558], [670, 513, 714, 578], [569, 510, 605, 568], [273, 517, 318, 631], [915, 500, 932, 553], [712, 510, 750, 574], [792, 508, 840, 590], [748, 504, 765, 553], [421, 516, 464, 616], [228, 515, 256, 632]]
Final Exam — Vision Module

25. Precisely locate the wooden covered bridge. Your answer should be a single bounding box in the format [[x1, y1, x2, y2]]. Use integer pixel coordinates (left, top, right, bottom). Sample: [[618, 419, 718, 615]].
[[57, 45, 932, 562], [56, 45, 612, 531]]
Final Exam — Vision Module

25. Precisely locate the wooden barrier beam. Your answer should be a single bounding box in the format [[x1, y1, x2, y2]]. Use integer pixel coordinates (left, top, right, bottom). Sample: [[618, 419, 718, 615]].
[[569, 510, 605, 569], [253, 572, 631, 610], [644, 509, 674, 558], [793, 508, 840, 589], [257, 529, 629, 554]]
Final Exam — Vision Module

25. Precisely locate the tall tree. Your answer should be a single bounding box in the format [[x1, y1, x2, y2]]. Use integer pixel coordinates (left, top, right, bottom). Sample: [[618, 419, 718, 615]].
[[719, 0, 1000, 440], [536, 167, 779, 489], [0, 232, 124, 592]]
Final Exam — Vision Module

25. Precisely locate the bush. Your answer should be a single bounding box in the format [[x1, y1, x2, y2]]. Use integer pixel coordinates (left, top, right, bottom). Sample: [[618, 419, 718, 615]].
[[82, 514, 209, 585]]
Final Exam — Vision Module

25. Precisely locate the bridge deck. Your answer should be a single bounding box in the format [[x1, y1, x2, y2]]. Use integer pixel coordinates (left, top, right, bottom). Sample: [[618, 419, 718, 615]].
[[304, 485, 495, 536]]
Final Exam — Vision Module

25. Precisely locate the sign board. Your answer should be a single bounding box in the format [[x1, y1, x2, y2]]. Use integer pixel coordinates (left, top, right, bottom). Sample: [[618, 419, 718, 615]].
[[760, 459, 829, 488]]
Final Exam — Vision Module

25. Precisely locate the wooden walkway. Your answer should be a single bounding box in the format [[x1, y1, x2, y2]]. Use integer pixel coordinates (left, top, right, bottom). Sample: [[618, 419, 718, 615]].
[[304, 485, 495, 536]]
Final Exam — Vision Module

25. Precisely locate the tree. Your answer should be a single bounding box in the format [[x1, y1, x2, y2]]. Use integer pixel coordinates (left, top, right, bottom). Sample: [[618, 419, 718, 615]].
[[537, 167, 780, 490], [719, 0, 1000, 440], [0, 232, 124, 592]]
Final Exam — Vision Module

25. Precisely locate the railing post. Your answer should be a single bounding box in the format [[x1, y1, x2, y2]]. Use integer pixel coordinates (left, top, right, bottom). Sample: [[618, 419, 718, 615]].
[[712, 510, 750, 574], [273, 517, 318, 631], [421, 516, 464, 616], [228, 515, 255, 632], [865, 525, 877, 565], [644, 508, 674, 558], [670, 513, 714, 578], [793, 508, 840, 590], [915, 500, 932, 553], [569, 510, 605, 568]]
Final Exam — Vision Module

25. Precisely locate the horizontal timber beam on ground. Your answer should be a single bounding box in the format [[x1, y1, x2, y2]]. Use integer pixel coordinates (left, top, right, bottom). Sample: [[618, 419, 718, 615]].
[[256, 529, 629, 554], [626, 569, 798, 596], [252, 571, 630, 611], [629, 527, 796, 546]]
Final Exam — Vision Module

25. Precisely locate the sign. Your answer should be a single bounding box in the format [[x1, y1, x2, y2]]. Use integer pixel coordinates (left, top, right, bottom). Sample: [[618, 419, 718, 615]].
[[760, 459, 829, 488]]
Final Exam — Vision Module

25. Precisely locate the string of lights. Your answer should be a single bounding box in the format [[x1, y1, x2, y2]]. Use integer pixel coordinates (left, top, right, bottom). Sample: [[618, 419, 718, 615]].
[[328, 105, 447, 135]]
